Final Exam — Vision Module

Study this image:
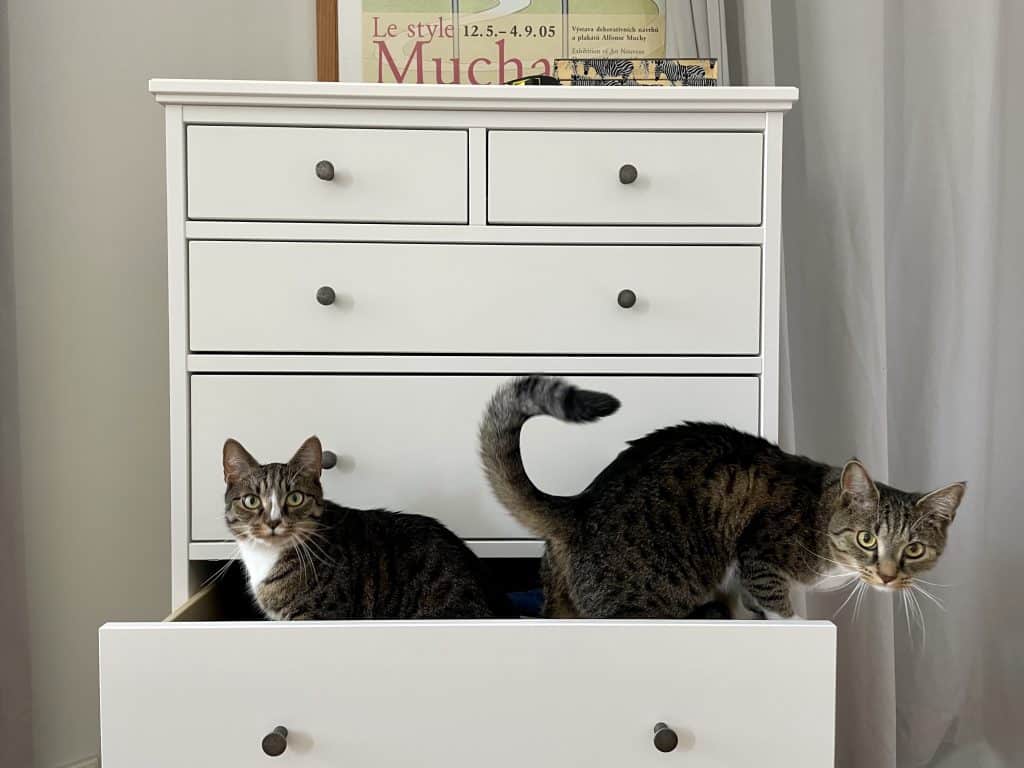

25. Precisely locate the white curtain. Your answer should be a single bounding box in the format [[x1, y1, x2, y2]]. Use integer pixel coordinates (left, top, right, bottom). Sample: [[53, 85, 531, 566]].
[[0, 0, 34, 766], [665, 1, 729, 80], [729, 1, 1024, 765]]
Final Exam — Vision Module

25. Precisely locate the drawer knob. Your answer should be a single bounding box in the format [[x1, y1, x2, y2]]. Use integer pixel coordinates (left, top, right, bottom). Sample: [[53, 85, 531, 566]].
[[316, 286, 336, 306], [617, 289, 637, 309], [321, 450, 338, 470], [261, 725, 289, 757], [619, 163, 638, 184], [653, 722, 678, 753], [315, 160, 335, 181]]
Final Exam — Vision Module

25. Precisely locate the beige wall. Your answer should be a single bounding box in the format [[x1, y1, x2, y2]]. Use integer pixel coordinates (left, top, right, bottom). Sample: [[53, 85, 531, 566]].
[[5, 2, 314, 765]]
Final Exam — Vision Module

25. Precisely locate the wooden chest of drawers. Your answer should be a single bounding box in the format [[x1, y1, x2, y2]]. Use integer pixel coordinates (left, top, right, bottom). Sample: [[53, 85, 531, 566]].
[[97, 81, 835, 767]]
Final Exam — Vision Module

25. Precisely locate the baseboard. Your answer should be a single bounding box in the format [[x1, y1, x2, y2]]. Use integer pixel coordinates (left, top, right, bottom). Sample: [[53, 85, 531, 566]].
[[57, 757, 99, 768]]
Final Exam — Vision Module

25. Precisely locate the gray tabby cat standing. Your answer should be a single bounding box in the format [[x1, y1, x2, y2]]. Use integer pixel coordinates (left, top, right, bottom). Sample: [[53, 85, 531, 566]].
[[223, 436, 509, 620], [480, 376, 966, 619]]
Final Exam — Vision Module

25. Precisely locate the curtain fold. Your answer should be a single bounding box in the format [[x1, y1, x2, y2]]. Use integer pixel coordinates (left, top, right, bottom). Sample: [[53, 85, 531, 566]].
[[732, 1, 1024, 765], [664, 1, 729, 81], [0, 0, 34, 766]]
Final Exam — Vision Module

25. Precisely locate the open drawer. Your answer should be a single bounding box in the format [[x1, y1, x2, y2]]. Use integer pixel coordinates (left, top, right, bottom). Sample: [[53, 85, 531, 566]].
[[100, 578, 836, 767]]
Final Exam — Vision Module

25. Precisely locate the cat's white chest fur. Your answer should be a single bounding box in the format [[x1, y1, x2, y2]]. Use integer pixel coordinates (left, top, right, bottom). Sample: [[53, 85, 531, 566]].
[[238, 540, 281, 590]]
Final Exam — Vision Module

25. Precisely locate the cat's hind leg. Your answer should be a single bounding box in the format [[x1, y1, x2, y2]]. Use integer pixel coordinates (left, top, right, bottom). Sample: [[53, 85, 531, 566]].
[[575, 579, 704, 619], [540, 548, 579, 618]]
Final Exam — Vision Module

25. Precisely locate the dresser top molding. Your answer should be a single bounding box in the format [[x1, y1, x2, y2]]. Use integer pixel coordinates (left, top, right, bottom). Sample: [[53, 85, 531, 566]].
[[149, 79, 797, 113]]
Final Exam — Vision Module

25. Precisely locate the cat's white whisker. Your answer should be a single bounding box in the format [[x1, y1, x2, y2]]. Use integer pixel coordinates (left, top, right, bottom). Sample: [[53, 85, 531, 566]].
[[815, 573, 861, 593], [908, 589, 926, 650], [294, 529, 334, 569], [299, 544, 311, 585], [297, 536, 330, 574], [809, 563, 858, 580], [913, 578, 954, 588], [912, 583, 946, 612], [818, 579, 859, 592], [302, 527, 334, 547], [296, 536, 316, 586], [901, 590, 914, 648], [303, 530, 330, 545], [832, 579, 862, 619], [304, 544, 318, 581], [294, 541, 306, 585], [199, 545, 240, 589], [299, 539, 322, 584], [853, 580, 869, 621], [796, 541, 849, 570]]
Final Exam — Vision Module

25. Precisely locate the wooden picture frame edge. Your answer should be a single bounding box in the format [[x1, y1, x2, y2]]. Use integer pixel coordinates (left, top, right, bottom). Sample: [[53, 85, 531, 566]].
[[316, 0, 339, 81]]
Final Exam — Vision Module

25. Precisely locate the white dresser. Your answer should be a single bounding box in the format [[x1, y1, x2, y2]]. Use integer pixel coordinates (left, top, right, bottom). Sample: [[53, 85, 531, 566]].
[[99, 81, 836, 767]]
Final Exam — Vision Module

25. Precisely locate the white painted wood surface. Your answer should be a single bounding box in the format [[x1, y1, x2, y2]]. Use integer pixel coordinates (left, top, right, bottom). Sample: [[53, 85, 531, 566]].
[[489, 131, 763, 225], [100, 620, 836, 768], [187, 126, 468, 223], [183, 106, 769, 132], [150, 79, 799, 113], [188, 242, 761, 355], [164, 105, 191, 604], [108, 80, 819, 768], [184, 221, 767, 244], [189, 375, 759, 541], [188, 538, 549, 561], [760, 113, 786, 442], [147, 80, 798, 609], [184, 354, 764, 375]]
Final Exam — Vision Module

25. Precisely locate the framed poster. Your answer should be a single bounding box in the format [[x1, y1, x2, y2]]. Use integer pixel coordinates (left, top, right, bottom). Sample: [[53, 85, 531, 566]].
[[316, 0, 728, 84]]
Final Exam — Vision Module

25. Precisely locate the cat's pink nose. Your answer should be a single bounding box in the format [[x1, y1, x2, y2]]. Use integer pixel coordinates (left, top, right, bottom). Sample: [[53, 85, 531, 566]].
[[267, 519, 281, 532], [880, 572, 897, 584]]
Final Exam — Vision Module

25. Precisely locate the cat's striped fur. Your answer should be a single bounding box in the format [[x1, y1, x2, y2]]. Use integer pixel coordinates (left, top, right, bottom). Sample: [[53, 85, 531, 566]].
[[480, 376, 966, 619], [224, 437, 510, 620]]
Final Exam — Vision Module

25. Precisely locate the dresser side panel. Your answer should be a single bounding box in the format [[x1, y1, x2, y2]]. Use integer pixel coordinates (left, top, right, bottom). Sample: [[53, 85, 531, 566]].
[[164, 105, 190, 608]]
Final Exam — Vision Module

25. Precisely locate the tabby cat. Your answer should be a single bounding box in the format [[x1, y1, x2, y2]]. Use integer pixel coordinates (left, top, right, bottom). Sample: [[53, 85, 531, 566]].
[[223, 436, 508, 620], [480, 376, 966, 619]]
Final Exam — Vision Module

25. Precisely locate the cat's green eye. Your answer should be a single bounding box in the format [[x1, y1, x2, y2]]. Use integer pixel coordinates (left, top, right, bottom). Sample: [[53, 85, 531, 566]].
[[904, 542, 926, 559], [856, 530, 878, 550], [241, 494, 261, 510], [285, 491, 305, 507]]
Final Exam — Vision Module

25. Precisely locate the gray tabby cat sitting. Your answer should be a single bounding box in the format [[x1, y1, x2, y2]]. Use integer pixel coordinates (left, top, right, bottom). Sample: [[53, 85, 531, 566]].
[[480, 376, 966, 620], [223, 436, 509, 620]]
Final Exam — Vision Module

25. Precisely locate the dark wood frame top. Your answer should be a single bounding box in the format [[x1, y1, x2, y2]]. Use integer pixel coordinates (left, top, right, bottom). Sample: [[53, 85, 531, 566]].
[[316, 0, 339, 81]]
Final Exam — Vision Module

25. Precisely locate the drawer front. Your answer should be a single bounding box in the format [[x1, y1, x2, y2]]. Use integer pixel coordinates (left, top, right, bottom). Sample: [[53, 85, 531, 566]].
[[189, 375, 760, 541], [488, 130, 764, 225], [186, 126, 468, 223], [100, 621, 836, 767], [188, 242, 761, 354]]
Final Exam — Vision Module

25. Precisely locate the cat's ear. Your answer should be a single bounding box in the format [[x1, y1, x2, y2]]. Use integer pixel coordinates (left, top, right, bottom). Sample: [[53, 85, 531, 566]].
[[840, 459, 879, 503], [916, 481, 967, 523], [289, 435, 323, 476], [223, 439, 259, 484]]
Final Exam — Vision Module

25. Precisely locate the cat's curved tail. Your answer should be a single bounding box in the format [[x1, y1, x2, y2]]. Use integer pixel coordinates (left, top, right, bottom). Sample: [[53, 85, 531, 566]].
[[479, 376, 620, 540]]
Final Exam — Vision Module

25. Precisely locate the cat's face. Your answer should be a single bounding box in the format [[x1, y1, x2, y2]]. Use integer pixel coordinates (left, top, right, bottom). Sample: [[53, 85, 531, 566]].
[[826, 460, 965, 590], [222, 436, 325, 548]]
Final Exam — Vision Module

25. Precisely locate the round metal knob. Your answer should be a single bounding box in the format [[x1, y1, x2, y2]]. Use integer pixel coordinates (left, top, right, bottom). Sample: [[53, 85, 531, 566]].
[[316, 286, 336, 306], [617, 289, 637, 309], [321, 450, 338, 470], [262, 725, 288, 757], [653, 722, 678, 753], [619, 164, 638, 184], [315, 160, 335, 181]]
